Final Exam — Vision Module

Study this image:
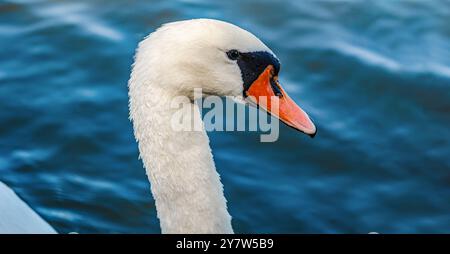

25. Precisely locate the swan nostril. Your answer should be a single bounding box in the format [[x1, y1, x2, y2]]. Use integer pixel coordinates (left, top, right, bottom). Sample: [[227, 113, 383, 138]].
[[270, 78, 283, 98]]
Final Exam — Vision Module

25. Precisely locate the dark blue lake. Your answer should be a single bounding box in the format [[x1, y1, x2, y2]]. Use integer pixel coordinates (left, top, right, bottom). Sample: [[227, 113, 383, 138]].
[[0, 0, 449, 233]]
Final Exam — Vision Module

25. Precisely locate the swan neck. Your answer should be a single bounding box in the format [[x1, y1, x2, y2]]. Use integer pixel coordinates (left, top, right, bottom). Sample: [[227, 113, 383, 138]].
[[129, 82, 233, 233]]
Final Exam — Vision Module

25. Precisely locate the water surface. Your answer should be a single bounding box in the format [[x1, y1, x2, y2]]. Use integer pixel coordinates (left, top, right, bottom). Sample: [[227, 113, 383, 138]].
[[0, 0, 449, 233]]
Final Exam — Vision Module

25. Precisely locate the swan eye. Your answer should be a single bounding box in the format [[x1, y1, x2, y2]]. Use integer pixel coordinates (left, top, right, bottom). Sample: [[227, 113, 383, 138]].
[[227, 50, 240, 60]]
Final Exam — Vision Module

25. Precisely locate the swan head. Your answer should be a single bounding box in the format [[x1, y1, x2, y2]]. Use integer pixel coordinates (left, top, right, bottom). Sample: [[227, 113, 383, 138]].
[[131, 19, 316, 137]]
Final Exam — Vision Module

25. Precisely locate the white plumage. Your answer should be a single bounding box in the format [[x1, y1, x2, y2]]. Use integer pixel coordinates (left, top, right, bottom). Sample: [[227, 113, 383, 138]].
[[128, 19, 272, 233]]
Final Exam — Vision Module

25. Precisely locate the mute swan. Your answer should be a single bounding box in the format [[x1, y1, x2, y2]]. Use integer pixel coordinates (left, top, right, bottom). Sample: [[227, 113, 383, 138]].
[[128, 19, 316, 233], [0, 18, 315, 234]]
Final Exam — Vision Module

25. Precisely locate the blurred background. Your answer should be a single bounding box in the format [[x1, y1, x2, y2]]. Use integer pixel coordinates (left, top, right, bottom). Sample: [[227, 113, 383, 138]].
[[0, 0, 449, 233]]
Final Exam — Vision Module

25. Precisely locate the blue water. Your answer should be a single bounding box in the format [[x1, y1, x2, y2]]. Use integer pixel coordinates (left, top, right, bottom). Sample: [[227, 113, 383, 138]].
[[1, 0, 449, 233]]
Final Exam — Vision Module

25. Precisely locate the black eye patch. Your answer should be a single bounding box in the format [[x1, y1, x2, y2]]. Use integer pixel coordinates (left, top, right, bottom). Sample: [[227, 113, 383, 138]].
[[234, 51, 280, 97]]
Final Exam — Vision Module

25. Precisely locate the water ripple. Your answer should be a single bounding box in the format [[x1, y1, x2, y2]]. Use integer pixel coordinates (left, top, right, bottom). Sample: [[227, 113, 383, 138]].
[[33, 2, 123, 41], [1, 0, 449, 233]]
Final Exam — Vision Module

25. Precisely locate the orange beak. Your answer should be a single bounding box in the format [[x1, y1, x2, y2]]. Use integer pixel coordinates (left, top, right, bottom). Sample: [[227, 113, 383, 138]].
[[245, 65, 317, 137]]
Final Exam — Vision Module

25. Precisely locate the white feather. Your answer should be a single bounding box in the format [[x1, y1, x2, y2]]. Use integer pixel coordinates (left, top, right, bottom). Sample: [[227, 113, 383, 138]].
[[128, 19, 274, 233]]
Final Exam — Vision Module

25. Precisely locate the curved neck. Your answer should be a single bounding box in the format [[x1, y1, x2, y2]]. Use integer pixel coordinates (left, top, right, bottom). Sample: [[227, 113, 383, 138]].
[[129, 80, 233, 233]]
